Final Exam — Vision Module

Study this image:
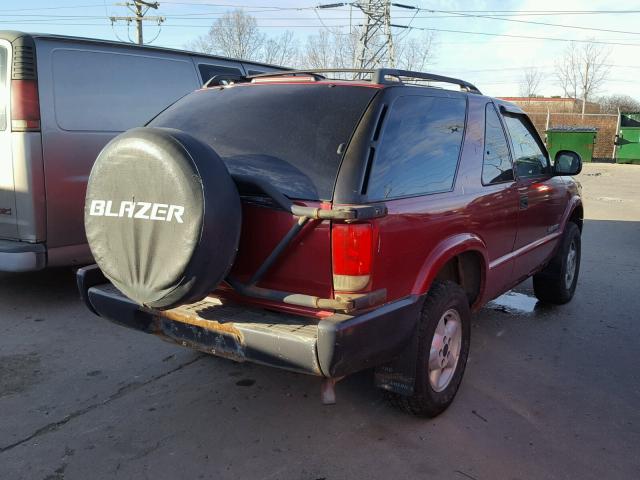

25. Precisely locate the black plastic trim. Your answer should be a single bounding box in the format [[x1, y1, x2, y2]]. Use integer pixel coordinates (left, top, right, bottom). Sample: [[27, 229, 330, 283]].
[[316, 294, 424, 377], [9, 34, 36, 80], [76, 265, 107, 315], [233, 174, 387, 222], [77, 273, 424, 378]]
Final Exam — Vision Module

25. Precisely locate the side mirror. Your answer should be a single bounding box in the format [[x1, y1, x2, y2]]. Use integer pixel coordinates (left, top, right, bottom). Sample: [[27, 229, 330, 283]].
[[554, 150, 582, 176]]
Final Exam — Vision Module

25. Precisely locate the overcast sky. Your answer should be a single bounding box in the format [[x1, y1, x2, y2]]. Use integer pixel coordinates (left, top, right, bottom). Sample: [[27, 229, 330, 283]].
[[2, 0, 638, 99]]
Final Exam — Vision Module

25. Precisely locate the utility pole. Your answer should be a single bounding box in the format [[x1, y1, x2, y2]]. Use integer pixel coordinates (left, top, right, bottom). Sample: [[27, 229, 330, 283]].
[[317, 1, 396, 72], [110, 1, 164, 45]]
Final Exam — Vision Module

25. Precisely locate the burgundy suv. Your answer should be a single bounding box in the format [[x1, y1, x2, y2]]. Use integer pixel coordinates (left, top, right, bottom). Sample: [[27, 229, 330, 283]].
[[78, 69, 583, 417]]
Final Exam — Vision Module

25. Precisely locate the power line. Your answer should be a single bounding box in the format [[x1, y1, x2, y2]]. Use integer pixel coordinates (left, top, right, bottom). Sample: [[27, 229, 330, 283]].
[[0, 19, 363, 29], [0, 4, 110, 12], [1, 3, 640, 16], [420, 6, 640, 36], [398, 25, 640, 47], [416, 9, 640, 14], [109, 1, 164, 45], [159, 1, 319, 10], [5, 19, 640, 47]]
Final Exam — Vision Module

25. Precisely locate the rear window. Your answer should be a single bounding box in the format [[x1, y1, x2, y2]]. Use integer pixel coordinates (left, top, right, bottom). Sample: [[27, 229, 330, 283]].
[[149, 84, 377, 200], [52, 49, 197, 132]]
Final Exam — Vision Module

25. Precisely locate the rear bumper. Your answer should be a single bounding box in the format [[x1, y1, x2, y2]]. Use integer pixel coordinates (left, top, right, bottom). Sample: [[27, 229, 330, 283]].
[[0, 239, 46, 272], [77, 265, 423, 377]]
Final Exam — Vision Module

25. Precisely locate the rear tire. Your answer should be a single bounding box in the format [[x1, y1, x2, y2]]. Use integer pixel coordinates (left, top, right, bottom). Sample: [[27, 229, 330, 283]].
[[386, 281, 471, 418], [533, 222, 581, 305]]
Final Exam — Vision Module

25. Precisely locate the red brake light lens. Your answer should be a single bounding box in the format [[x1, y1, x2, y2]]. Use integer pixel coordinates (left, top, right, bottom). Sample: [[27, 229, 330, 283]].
[[332, 223, 373, 283], [11, 79, 40, 131]]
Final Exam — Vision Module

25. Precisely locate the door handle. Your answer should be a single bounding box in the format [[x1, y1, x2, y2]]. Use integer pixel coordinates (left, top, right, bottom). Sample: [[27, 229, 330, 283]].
[[519, 194, 529, 210]]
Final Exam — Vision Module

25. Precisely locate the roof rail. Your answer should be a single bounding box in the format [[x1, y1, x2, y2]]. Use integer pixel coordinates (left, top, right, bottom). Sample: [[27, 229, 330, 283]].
[[247, 68, 482, 94]]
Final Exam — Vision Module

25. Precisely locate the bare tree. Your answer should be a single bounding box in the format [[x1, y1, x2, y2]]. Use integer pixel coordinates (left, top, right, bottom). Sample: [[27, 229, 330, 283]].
[[302, 30, 336, 69], [301, 29, 359, 70], [186, 9, 437, 74], [185, 35, 216, 55], [395, 33, 435, 72], [556, 45, 579, 101], [261, 31, 298, 66], [186, 9, 265, 61], [301, 29, 435, 75], [598, 94, 640, 114], [334, 29, 360, 69], [519, 67, 543, 98], [555, 41, 611, 116]]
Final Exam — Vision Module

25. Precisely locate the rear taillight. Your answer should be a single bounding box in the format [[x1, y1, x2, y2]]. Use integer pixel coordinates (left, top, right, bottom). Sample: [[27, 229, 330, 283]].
[[11, 79, 40, 131], [331, 223, 373, 292]]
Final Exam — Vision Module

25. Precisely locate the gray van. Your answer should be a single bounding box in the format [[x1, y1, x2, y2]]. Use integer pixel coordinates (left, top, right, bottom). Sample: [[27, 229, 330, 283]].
[[0, 31, 281, 271]]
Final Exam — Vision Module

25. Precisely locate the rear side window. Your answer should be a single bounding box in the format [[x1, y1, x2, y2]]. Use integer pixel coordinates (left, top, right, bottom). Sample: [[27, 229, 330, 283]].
[[198, 64, 242, 85], [482, 103, 513, 184], [0, 46, 7, 131], [503, 114, 549, 179], [150, 84, 377, 201], [52, 49, 198, 132], [367, 95, 466, 200]]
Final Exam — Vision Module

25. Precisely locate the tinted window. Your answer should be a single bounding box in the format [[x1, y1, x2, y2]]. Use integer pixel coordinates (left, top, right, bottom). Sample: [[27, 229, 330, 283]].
[[482, 103, 513, 184], [150, 84, 377, 200], [52, 49, 197, 132], [198, 64, 242, 85], [503, 114, 549, 178], [0, 46, 7, 130], [248, 70, 266, 76], [367, 95, 466, 200]]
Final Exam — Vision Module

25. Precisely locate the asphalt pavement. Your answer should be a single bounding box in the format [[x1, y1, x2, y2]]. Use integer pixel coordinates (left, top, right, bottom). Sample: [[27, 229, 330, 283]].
[[1, 163, 639, 480]]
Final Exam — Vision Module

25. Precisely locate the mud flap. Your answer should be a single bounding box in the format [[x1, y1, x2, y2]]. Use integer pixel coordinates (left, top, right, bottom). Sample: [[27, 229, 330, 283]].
[[374, 322, 420, 396]]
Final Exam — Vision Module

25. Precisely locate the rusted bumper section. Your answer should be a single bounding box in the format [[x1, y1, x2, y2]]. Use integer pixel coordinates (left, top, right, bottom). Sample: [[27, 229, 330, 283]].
[[77, 265, 422, 378]]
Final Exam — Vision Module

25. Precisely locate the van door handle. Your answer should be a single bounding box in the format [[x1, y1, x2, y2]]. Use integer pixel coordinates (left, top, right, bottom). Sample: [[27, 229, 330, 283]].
[[519, 194, 529, 210]]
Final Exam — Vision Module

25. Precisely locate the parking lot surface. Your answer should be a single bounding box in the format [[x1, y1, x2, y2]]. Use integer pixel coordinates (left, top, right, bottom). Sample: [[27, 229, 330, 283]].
[[1, 163, 639, 480]]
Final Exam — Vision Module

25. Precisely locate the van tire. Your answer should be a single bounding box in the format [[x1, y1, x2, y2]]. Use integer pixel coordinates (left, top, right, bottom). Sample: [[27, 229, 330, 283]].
[[533, 222, 581, 305], [386, 281, 471, 417]]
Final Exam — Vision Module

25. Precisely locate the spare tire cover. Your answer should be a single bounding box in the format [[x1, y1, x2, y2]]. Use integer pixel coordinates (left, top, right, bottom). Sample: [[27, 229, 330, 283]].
[[85, 127, 241, 310]]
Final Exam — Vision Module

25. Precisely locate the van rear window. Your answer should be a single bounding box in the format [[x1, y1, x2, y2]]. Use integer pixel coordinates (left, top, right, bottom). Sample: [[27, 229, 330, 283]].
[[149, 84, 377, 201], [52, 49, 197, 132]]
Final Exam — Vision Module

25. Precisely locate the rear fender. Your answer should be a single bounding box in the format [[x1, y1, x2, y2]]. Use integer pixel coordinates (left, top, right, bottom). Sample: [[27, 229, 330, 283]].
[[411, 233, 488, 302], [377, 234, 488, 396]]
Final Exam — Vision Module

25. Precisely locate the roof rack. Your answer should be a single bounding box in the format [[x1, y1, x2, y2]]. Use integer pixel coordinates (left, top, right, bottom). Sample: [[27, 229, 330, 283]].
[[247, 68, 482, 94]]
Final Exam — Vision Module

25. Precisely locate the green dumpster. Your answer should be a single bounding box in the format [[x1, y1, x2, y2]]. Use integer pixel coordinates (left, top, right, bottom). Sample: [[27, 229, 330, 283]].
[[616, 112, 640, 164], [546, 127, 597, 163]]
